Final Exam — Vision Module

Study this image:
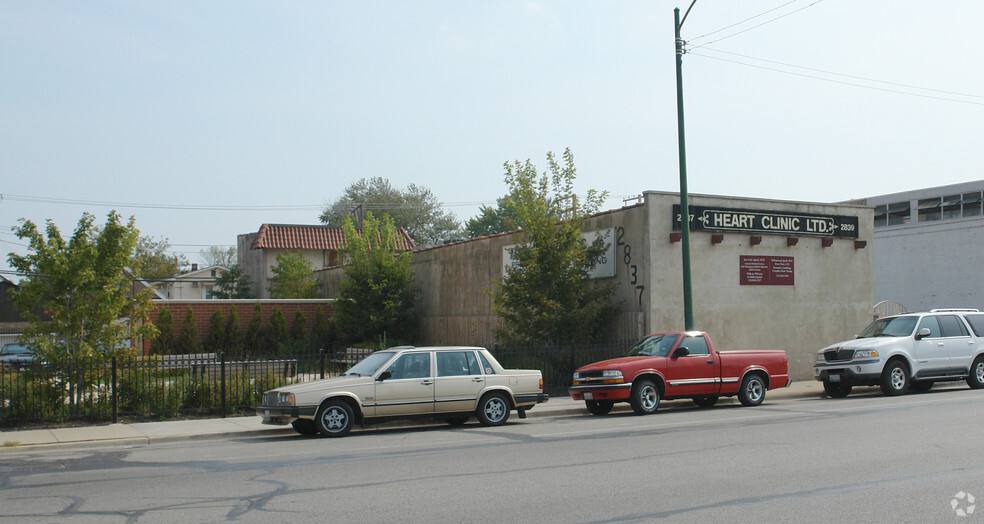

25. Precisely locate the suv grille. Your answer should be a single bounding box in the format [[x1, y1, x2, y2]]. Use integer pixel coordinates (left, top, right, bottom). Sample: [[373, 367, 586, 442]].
[[824, 349, 855, 362]]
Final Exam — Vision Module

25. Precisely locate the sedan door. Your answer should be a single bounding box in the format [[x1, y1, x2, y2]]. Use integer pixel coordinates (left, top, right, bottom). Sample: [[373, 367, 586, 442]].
[[434, 350, 486, 413], [373, 352, 435, 416]]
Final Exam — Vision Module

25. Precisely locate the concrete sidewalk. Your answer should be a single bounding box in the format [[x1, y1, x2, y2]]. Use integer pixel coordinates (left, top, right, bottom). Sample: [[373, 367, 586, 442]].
[[0, 380, 823, 451]]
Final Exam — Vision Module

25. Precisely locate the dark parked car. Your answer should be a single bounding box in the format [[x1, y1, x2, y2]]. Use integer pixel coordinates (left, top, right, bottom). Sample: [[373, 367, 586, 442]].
[[0, 343, 35, 369]]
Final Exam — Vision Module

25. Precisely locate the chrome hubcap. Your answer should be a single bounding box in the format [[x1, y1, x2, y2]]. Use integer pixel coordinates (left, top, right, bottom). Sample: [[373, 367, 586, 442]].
[[890, 368, 906, 389], [975, 362, 984, 382], [746, 379, 764, 401], [641, 385, 658, 410], [485, 398, 506, 421], [322, 407, 348, 432]]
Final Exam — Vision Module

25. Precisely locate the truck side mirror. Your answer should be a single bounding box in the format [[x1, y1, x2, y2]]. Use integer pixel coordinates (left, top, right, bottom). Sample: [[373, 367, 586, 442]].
[[914, 328, 932, 340], [672, 347, 690, 358], [377, 371, 392, 381]]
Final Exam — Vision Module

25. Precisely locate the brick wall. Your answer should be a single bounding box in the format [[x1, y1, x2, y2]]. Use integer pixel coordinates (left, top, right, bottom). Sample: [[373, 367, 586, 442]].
[[141, 299, 335, 354]]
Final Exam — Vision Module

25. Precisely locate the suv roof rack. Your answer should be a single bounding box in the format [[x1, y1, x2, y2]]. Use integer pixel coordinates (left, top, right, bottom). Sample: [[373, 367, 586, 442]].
[[928, 308, 980, 313]]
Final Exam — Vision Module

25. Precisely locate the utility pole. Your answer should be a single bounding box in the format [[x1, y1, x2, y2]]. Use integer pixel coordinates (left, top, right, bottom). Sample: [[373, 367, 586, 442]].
[[675, 3, 696, 330]]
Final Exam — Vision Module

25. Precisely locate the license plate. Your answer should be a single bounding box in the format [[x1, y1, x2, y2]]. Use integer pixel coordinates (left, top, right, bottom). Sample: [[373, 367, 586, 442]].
[[829, 374, 841, 383], [583, 392, 593, 400]]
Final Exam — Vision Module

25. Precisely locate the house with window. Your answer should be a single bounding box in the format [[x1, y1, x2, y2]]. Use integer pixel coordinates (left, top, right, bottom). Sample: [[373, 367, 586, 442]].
[[153, 264, 229, 300], [238, 224, 415, 299], [852, 180, 984, 311]]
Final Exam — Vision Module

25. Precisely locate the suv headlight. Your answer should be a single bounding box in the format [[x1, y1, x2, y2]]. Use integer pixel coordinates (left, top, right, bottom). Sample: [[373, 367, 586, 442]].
[[853, 349, 879, 359], [278, 392, 295, 406], [816, 353, 826, 363]]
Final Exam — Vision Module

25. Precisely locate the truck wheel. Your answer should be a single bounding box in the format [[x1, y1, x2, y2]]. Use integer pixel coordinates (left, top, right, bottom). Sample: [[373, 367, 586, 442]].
[[823, 381, 852, 398], [476, 392, 511, 426], [315, 400, 354, 437], [291, 418, 319, 436], [629, 379, 660, 415], [693, 396, 718, 408], [738, 374, 766, 406], [585, 400, 614, 415], [967, 356, 984, 389], [880, 359, 910, 396]]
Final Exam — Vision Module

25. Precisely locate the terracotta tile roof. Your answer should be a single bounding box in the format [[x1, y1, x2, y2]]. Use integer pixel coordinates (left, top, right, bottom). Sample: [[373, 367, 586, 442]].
[[250, 224, 415, 251]]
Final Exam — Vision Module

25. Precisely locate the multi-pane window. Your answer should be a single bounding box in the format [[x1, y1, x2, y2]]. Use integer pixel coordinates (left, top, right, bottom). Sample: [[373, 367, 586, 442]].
[[942, 194, 962, 220], [886, 201, 910, 226], [917, 197, 942, 222], [963, 192, 983, 217]]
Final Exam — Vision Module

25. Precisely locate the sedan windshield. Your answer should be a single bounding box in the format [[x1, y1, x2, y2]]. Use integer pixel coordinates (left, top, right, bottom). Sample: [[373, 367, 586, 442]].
[[625, 334, 681, 357], [344, 351, 395, 376], [858, 316, 918, 338]]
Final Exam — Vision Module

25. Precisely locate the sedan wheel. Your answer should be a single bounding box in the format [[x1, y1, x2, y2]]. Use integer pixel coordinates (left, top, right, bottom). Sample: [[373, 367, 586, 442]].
[[316, 400, 354, 437], [476, 392, 510, 426]]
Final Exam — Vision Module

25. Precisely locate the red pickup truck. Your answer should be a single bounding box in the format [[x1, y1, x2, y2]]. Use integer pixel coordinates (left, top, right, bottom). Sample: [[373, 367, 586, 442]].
[[569, 331, 791, 415]]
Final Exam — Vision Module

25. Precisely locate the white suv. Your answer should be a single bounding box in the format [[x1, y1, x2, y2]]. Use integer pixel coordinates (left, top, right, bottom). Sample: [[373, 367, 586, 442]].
[[813, 309, 984, 397]]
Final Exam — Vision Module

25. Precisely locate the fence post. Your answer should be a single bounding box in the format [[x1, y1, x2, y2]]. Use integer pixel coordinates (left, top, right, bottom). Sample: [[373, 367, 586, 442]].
[[319, 348, 325, 379], [112, 356, 118, 424], [220, 351, 226, 418]]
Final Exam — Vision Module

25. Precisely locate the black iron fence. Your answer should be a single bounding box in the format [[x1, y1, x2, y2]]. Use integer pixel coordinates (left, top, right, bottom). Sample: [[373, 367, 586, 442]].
[[0, 342, 631, 428]]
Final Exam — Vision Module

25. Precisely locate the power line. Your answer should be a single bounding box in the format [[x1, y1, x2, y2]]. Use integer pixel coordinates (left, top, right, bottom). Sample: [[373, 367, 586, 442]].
[[689, 0, 801, 42], [688, 0, 827, 51], [689, 51, 984, 107], [699, 47, 984, 100]]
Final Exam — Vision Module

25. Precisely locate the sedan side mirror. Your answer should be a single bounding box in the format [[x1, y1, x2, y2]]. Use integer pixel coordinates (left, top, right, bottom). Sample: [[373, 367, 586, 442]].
[[376, 371, 392, 381], [672, 347, 690, 358], [914, 327, 932, 340]]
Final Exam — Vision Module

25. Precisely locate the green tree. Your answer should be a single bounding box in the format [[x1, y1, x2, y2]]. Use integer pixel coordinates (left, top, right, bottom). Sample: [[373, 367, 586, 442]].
[[312, 306, 335, 350], [131, 234, 188, 281], [7, 211, 158, 411], [290, 310, 307, 341], [266, 307, 288, 354], [199, 245, 237, 267], [204, 309, 226, 352], [212, 264, 254, 299], [464, 195, 519, 238], [225, 306, 242, 353], [320, 177, 460, 246], [334, 212, 419, 347], [176, 306, 202, 354], [151, 308, 175, 355], [488, 148, 619, 345], [244, 302, 265, 353], [268, 252, 320, 298]]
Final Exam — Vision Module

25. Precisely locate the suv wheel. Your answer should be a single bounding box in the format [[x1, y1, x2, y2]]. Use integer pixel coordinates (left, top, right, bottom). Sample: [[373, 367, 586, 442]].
[[968, 356, 984, 389], [880, 359, 910, 396]]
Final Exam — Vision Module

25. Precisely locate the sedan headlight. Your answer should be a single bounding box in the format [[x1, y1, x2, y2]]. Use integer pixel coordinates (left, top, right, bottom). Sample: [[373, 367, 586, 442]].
[[278, 392, 295, 406]]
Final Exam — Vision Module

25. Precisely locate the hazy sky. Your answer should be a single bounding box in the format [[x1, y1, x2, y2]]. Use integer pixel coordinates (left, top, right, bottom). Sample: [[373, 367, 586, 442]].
[[3, 1, 983, 275]]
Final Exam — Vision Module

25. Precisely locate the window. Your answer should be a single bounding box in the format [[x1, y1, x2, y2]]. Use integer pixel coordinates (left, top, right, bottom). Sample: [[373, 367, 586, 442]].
[[479, 353, 497, 375], [437, 351, 480, 377], [887, 201, 910, 226], [963, 314, 984, 336], [917, 197, 941, 222], [680, 335, 710, 355], [942, 194, 962, 220], [211, 269, 217, 277], [192, 281, 199, 288], [874, 205, 887, 228], [384, 353, 431, 380], [917, 316, 941, 338], [939, 315, 969, 337], [963, 192, 983, 217]]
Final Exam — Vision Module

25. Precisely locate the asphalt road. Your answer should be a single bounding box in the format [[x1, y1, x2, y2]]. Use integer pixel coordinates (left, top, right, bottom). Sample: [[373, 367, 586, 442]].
[[2, 386, 983, 523]]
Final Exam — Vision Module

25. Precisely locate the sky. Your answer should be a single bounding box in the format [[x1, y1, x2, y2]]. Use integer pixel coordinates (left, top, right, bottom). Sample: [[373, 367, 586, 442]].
[[3, 1, 983, 276]]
